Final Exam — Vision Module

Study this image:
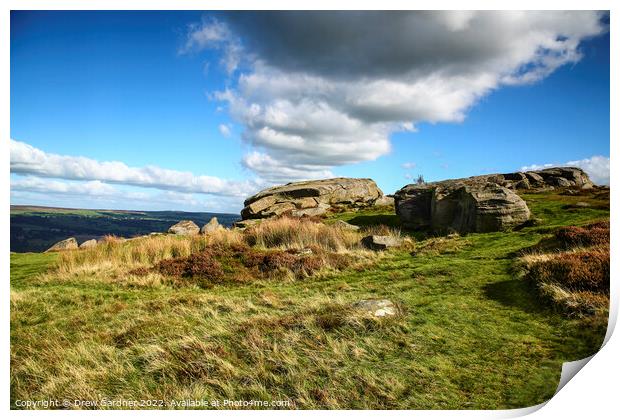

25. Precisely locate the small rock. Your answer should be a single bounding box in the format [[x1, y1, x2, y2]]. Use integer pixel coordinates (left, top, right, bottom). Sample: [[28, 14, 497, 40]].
[[361, 235, 403, 250], [334, 220, 360, 230], [200, 217, 222, 234], [352, 299, 399, 318], [291, 248, 313, 256], [168, 220, 200, 235], [574, 202, 591, 208], [79, 239, 98, 249], [45, 237, 78, 252]]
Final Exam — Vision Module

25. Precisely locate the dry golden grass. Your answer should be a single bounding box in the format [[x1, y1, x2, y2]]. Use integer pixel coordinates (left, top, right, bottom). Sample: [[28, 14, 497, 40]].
[[41, 217, 392, 286], [244, 216, 365, 251]]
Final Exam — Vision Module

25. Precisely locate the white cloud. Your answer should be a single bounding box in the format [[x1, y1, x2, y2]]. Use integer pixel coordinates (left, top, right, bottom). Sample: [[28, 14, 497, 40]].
[[520, 155, 610, 185], [10, 175, 245, 212], [402, 162, 416, 169], [10, 139, 262, 198], [241, 151, 334, 184], [180, 17, 242, 74], [218, 123, 232, 137], [184, 11, 606, 182]]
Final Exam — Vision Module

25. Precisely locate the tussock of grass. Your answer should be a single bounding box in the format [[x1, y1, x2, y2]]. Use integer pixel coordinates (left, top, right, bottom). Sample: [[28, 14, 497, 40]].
[[245, 216, 364, 251]]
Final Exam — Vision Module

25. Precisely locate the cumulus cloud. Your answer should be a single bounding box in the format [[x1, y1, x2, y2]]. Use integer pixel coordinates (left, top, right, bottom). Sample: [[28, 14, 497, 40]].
[[184, 11, 606, 182], [241, 151, 334, 184], [521, 155, 610, 185], [10, 139, 261, 197], [402, 162, 416, 170]]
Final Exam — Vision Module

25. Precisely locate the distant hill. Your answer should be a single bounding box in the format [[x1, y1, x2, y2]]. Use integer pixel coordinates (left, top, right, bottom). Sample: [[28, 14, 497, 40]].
[[10, 205, 240, 252]]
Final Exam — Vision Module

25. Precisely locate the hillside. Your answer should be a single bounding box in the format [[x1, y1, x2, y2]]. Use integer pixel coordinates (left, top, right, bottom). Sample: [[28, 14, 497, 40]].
[[10, 205, 240, 253], [10, 188, 609, 409]]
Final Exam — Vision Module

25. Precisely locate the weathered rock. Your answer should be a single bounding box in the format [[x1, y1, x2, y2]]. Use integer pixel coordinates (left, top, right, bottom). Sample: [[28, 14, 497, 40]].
[[200, 217, 222, 234], [395, 182, 530, 233], [374, 195, 395, 207], [394, 167, 593, 233], [79, 239, 98, 249], [352, 299, 399, 318], [168, 220, 200, 235], [334, 220, 360, 231], [535, 167, 594, 189], [45, 237, 78, 252], [241, 178, 383, 220], [233, 219, 262, 229], [361, 235, 403, 250]]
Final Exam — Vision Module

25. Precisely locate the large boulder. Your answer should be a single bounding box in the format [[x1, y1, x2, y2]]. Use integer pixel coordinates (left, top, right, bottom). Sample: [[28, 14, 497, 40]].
[[241, 178, 384, 219], [394, 167, 593, 233], [395, 182, 530, 233], [168, 220, 200, 235], [45, 237, 78, 252]]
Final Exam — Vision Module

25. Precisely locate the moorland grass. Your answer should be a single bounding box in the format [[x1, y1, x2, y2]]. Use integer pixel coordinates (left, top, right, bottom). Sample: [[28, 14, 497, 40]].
[[10, 189, 610, 409]]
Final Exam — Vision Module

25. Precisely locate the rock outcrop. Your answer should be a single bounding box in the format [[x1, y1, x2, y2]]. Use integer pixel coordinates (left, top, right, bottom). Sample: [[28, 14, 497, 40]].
[[395, 181, 530, 233], [200, 217, 222, 234], [168, 220, 200, 235], [241, 178, 384, 220], [394, 167, 593, 234], [45, 237, 78, 252]]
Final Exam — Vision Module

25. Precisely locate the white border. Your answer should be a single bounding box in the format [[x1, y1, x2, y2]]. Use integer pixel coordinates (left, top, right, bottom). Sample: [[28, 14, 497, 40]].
[[2, 1, 616, 419]]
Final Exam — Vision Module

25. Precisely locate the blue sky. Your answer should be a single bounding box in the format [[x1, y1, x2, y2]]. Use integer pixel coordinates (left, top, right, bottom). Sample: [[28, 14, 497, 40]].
[[10, 11, 610, 213]]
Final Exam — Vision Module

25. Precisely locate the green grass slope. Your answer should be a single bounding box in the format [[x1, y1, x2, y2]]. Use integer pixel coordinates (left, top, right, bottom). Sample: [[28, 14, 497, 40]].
[[10, 190, 609, 409]]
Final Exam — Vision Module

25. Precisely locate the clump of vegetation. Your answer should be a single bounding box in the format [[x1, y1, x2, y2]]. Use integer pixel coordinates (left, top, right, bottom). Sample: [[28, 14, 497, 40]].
[[518, 221, 609, 318], [44, 217, 380, 287], [150, 243, 357, 287], [244, 216, 363, 251], [555, 221, 609, 248]]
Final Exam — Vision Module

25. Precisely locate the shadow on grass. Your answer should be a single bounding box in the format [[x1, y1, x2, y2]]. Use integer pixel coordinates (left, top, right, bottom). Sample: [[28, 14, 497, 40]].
[[483, 279, 548, 315], [347, 214, 401, 228]]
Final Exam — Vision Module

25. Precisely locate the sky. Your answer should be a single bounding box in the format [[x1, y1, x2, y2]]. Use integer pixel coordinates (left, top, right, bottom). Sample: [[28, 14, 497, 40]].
[[10, 11, 610, 213]]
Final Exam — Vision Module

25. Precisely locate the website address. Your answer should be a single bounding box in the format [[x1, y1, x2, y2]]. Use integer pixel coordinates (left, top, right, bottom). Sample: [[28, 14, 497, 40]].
[[13, 398, 295, 409]]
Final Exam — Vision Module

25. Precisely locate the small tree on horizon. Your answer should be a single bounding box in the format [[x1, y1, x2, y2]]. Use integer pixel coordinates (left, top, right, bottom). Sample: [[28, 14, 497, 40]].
[[416, 174, 425, 185]]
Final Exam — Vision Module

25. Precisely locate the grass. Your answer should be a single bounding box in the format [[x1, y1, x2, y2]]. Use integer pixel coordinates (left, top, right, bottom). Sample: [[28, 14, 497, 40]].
[[10, 189, 609, 409]]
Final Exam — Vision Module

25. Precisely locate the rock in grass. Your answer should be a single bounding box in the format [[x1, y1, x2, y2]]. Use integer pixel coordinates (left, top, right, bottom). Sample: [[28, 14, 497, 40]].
[[361, 235, 403, 250], [79, 239, 98, 249], [233, 219, 261, 229], [353, 299, 399, 318], [334, 220, 360, 231], [168, 220, 200, 235], [200, 217, 222, 234], [45, 237, 78, 252]]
